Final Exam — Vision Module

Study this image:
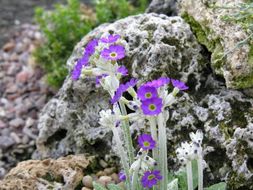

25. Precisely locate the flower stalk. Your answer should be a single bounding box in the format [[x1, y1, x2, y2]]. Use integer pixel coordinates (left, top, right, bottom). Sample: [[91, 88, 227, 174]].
[[119, 100, 135, 165], [157, 113, 168, 190], [112, 127, 131, 190], [186, 161, 193, 190], [148, 117, 158, 159], [198, 156, 203, 190]]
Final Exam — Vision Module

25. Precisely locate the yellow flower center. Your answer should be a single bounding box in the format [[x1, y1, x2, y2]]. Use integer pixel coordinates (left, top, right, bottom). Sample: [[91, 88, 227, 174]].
[[110, 52, 117, 58], [143, 141, 150, 147], [145, 92, 152, 98], [149, 104, 156, 111], [148, 174, 155, 180]]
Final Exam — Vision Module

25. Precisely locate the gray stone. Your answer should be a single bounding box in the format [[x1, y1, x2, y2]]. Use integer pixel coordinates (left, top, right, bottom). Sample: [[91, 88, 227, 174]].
[[9, 118, 25, 128], [146, 0, 177, 15], [35, 13, 253, 189], [36, 13, 204, 159], [178, 0, 253, 90], [0, 136, 15, 149]]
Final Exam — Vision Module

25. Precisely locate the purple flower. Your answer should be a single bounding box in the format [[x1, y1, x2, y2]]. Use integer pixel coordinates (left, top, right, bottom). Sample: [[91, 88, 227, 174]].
[[138, 134, 156, 150], [141, 97, 163, 115], [101, 34, 120, 43], [137, 85, 158, 101], [95, 74, 108, 86], [145, 77, 170, 88], [118, 171, 126, 182], [141, 170, 162, 188], [71, 55, 89, 80], [85, 39, 99, 55], [111, 78, 138, 104], [171, 79, 189, 90], [117, 66, 128, 76], [101, 45, 125, 61]]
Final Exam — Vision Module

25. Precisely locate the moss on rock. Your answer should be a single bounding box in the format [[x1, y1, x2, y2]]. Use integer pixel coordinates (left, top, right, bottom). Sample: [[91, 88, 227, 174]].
[[179, 0, 253, 89]]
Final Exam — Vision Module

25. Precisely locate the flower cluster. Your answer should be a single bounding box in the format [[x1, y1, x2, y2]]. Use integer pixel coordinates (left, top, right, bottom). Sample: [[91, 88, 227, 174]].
[[72, 39, 99, 80], [110, 76, 188, 119], [72, 34, 192, 190], [71, 34, 129, 96], [176, 130, 203, 166]]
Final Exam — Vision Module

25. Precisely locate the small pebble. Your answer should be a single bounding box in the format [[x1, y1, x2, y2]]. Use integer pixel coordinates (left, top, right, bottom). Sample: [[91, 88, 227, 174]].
[[82, 175, 93, 188], [9, 118, 25, 128], [3, 42, 15, 52], [104, 167, 115, 175], [98, 176, 112, 186], [81, 187, 91, 190], [96, 171, 106, 177], [0, 136, 15, 149], [99, 159, 108, 168], [10, 132, 21, 144], [111, 173, 120, 184]]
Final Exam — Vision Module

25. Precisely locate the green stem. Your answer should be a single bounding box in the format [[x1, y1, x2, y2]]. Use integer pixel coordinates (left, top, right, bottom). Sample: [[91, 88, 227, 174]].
[[112, 127, 131, 190], [186, 161, 193, 190], [119, 100, 135, 165], [132, 156, 144, 190], [198, 157, 203, 190], [157, 113, 168, 190], [148, 117, 158, 161]]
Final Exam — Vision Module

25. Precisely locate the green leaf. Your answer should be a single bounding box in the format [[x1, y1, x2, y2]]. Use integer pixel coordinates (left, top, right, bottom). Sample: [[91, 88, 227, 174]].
[[176, 168, 187, 190], [107, 183, 123, 190], [167, 178, 179, 190], [204, 182, 227, 190], [93, 182, 108, 190], [176, 160, 198, 190]]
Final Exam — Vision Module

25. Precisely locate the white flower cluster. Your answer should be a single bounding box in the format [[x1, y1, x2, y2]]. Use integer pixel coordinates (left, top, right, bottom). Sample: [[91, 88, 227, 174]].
[[130, 149, 157, 175], [176, 130, 203, 165]]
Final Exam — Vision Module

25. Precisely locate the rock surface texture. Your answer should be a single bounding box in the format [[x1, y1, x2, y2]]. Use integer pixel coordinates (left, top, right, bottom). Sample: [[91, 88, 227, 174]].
[[0, 155, 93, 190], [36, 13, 253, 189], [178, 0, 253, 89], [146, 0, 177, 15]]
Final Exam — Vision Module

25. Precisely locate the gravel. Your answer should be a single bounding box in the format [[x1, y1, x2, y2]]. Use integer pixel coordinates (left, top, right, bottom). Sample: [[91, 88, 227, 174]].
[[0, 23, 55, 179]]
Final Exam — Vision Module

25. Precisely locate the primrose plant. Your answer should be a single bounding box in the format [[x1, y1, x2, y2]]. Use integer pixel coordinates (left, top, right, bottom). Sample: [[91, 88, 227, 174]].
[[72, 34, 226, 190]]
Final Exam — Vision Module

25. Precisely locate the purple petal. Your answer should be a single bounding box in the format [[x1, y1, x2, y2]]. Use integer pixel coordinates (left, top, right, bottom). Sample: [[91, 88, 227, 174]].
[[117, 66, 128, 76], [171, 79, 189, 90], [101, 34, 121, 43]]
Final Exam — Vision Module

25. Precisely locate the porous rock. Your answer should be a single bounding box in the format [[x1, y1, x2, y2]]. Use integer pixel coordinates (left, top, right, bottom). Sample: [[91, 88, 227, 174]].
[[146, 0, 177, 15], [35, 13, 204, 159], [35, 13, 253, 189], [178, 0, 253, 89], [0, 155, 93, 190]]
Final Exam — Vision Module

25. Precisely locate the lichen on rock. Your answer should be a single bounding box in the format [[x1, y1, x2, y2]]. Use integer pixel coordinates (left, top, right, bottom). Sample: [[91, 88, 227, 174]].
[[0, 155, 93, 190], [178, 0, 253, 89]]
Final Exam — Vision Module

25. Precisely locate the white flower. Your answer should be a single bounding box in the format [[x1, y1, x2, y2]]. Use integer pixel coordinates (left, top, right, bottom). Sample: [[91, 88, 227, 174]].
[[100, 75, 119, 96], [99, 108, 119, 128], [176, 142, 194, 163], [176, 130, 204, 165], [130, 150, 157, 174], [96, 57, 118, 74], [189, 130, 203, 145], [158, 86, 178, 109]]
